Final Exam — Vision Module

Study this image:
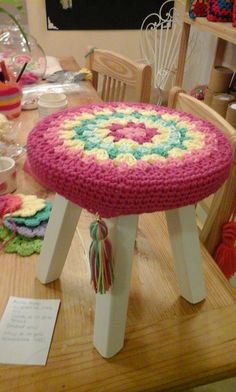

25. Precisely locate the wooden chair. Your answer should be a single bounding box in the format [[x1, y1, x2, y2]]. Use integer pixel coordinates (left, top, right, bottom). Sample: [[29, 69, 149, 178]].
[[168, 87, 236, 256], [85, 47, 152, 103]]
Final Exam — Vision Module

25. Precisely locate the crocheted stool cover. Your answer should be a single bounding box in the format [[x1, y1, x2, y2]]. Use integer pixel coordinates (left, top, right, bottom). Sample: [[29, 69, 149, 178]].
[[27, 103, 233, 218]]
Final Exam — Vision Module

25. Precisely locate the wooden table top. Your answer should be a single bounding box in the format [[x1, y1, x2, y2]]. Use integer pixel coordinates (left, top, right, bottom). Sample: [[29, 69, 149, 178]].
[[1, 57, 236, 392]]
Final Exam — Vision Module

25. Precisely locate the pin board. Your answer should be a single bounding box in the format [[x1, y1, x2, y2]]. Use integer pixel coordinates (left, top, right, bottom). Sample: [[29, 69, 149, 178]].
[[46, 0, 173, 30]]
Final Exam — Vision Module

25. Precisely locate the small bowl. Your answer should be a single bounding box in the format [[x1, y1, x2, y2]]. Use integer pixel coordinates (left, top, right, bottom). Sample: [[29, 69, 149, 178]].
[[0, 156, 17, 195]]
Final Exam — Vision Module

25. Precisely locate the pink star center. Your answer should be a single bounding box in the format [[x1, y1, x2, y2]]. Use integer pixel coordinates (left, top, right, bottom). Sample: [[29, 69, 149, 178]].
[[109, 122, 159, 143]]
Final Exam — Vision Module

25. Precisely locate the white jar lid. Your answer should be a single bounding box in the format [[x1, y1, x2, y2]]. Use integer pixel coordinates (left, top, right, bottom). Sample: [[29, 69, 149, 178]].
[[38, 93, 67, 108]]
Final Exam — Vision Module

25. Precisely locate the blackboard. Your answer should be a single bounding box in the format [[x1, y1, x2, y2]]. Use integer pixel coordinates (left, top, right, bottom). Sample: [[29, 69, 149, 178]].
[[45, 0, 173, 30]]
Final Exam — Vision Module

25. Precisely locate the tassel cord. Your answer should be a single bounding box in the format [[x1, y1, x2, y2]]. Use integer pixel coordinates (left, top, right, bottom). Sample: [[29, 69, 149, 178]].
[[89, 217, 114, 294]]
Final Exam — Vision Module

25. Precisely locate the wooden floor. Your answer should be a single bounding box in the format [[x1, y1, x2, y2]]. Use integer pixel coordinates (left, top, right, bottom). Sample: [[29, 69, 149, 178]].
[[1, 207, 236, 392]]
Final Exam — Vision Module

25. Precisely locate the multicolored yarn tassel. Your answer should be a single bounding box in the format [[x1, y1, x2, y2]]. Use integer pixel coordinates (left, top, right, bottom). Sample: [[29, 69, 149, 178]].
[[214, 210, 236, 279], [89, 216, 114, 294]]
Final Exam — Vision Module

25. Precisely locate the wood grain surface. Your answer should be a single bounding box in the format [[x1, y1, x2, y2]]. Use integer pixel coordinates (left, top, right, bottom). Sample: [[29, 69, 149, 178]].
[[1, 57, 236, 392]]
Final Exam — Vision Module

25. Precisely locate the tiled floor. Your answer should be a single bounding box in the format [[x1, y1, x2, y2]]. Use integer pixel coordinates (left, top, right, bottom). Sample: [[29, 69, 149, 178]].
[[187, 377, 236, 392]]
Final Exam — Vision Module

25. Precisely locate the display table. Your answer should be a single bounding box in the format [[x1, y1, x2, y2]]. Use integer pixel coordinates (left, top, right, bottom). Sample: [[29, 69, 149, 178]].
[[27, 102, 232, 358]]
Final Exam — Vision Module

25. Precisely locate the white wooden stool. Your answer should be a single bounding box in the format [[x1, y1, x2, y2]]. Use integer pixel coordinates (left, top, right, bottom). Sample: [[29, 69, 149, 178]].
[[27, 103, 232, 358], [36, 193, 205, 358]]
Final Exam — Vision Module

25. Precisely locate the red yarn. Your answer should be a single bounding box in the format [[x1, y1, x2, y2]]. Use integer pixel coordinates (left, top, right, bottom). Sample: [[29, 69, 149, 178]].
[[0, 194, 22, 251], [0, 194, 22, 221], [214, 211, 236, 279]]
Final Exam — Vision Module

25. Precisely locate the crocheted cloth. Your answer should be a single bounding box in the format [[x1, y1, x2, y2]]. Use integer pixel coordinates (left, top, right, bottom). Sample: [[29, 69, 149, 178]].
[[207, 0, 233, 22], [0, 194, 22, 218], [4, 194, 46, 218], [0, 225, 42, 256], [5, 201, 52, 227], [189, 0, 207, 19], [233, 0, 236, 26], [27, 103, 233, 218], [3, 219, 47, 238]]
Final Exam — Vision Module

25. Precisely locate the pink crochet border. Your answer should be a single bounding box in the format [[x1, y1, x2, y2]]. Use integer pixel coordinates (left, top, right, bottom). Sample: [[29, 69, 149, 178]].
[[27, 103, 233, 218]]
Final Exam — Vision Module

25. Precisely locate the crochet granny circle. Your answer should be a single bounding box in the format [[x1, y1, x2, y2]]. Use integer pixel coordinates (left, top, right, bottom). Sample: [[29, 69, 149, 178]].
[[27, 103, 232, 218]]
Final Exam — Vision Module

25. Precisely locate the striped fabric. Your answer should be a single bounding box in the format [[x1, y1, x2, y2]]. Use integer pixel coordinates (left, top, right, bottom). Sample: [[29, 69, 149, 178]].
[[0, 82, 22, 119]]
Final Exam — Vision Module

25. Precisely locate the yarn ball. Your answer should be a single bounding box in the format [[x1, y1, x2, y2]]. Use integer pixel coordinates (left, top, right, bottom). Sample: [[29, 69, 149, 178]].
[[27, 103, 233, 218], [189, 0, 207, 19], [190, 85, 207, 100]]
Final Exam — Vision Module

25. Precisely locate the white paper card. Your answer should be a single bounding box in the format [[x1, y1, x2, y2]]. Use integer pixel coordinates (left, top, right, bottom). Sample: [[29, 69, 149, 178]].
[[0, 297, 60, 365]]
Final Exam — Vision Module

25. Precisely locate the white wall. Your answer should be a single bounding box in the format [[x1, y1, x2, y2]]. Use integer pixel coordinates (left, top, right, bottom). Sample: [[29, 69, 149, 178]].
[[25, 0, 235, 95], [0, 0, 27, 25], [25, 0, 142, 68]]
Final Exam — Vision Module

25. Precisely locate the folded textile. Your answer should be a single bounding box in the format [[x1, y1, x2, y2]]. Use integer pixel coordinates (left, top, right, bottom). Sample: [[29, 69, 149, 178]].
[[0, 225, 42, 256], [46, 68, 92, 84], [5, 201, 52, 227], [3, 219, 47, 238], [4, 194, 46, 218]]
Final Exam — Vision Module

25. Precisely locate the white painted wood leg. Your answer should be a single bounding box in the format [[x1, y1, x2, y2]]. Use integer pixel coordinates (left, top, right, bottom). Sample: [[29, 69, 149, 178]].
[[93, 214, 139, 358], [165, 205, 206, 304], [36, 193, 82, 284]]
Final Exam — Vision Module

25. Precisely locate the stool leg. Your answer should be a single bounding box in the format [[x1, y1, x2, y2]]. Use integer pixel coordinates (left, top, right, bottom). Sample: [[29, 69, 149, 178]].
[[165, 205, 206, 304], [93, 214, 139, 358], [36, 193, 82, 284]]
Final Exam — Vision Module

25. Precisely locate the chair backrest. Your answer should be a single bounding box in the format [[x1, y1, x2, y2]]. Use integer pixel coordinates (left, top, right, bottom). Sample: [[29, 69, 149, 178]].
[[168, 87, 236, 255], [139, 0, 183, 104], [85, 47, 152, 103]]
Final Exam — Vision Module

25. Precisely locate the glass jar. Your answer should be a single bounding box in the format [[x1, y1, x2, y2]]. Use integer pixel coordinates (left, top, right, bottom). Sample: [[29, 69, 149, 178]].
[[0, 26, 46, 85]]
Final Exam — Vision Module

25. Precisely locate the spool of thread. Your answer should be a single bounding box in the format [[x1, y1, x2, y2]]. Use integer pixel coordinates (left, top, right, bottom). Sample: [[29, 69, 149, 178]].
[[208, 66, 234, 93], [226, 102, 236, 128], [204, 88, 215, 106], [211, 94, 235, 118]]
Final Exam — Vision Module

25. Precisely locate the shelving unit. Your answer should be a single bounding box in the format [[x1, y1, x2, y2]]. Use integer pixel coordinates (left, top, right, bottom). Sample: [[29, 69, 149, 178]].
[[175, 9, 236, 86], [184, 13, 236, 44]]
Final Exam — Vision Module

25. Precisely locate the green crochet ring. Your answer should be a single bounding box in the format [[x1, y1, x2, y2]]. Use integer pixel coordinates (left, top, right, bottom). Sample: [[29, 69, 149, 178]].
[[0, 225, 42, 256], [4, 201, 52, 228]]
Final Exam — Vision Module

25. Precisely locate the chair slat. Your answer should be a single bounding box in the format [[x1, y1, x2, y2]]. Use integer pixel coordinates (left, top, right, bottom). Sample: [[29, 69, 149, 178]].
[[168, 87, 236, 255], [116, 81, 121, 101], [101, 75, 107, 101], [120, 83, 126, 101], [106, 76, 112, 101], [86, 47, 152, 103], [110, 78, 116, 101]]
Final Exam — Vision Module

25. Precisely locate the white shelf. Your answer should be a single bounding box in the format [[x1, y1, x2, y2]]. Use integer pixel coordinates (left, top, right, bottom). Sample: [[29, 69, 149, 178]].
[[184, 13, 236, 45]]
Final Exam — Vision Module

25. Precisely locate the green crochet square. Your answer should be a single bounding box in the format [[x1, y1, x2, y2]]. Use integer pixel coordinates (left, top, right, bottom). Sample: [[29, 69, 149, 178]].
[[0, 225, 42, 256]]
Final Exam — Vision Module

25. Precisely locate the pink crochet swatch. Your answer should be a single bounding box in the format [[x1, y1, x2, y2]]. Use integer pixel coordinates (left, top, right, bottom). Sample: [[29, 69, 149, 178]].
[[0, 194, 22, 219], [27, 103, 233, 218]]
